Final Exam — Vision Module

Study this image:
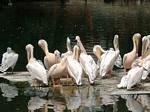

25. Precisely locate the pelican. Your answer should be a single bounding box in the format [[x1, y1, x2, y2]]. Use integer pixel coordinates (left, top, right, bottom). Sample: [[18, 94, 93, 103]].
[[117, 36, 148, 89], [26, 44, 48, 86], [38, 39, 60, 70], [0, 47, 18, 74], [67, 45, 83, 85], [76, 36, 97, 84], [123, 33, 141, 72], [61, 37, 72, 58], [93, 39, 123, 71], [48, 57, 68, 86], [99, 35, 120, 77]]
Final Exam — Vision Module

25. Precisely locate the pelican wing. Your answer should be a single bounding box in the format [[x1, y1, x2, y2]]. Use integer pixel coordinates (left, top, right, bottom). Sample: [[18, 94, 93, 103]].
[[26, 60, 47, 85], [142, 57, 150, 80], [0, 52, 18, 72], [117, 75, 129, 88], [100, 50, 119, 77], [67, 57, 82, 85], [127, 66, 143, 90], [79, 53, 97, 83]]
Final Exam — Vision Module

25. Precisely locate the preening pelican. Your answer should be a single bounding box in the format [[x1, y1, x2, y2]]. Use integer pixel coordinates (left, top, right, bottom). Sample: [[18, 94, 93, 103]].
[[76, 36, 97, 84], [117, 35, 149, 89], [99, 35, 120, 77], [93, 40, 123, 71], [48, 57, 68, 86], [61, 37, 72, 58], [93, 45, 105, 61], [67, 45, 83, 85], [38, 39, 60, 70], [123, 33, 141, 72], [0, 47, 18, 74], [26, 44, 48, 86]]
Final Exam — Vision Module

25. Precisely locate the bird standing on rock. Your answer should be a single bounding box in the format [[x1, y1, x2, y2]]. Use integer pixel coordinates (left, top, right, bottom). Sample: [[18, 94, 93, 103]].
[[0, 47, 18, 74]]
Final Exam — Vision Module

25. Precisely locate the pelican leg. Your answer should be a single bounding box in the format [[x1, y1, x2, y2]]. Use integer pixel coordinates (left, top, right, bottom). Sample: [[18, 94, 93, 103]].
[[107, 69, 112, 77]]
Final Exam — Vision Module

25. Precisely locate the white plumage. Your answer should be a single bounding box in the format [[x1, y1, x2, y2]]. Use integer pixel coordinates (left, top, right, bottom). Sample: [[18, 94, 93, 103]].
[[76, 36, 97, 84], [67, 58, 82, 85], [127, 66, 143, 90], [67, 45, 83, 85], [79, 53, 97, 84], [0, 47, 18, 73], [26, 44, 48, 86], [99, 35, 120, 77]]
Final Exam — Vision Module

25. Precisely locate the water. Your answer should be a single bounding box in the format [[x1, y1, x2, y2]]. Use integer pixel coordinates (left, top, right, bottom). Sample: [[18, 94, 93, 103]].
[[0, 0, 150, 111]]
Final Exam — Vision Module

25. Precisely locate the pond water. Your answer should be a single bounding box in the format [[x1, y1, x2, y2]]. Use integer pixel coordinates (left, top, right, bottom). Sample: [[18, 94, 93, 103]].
[[0, 0, 150, 112]]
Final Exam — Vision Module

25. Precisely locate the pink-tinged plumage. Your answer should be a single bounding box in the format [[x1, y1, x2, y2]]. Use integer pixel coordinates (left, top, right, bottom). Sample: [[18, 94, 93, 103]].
[[38, 39, 60, 70], [123, 33, 141, 71]]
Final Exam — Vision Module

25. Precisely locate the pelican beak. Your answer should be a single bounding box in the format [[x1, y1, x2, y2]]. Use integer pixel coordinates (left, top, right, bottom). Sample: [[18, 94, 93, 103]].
[[134, 33, 141, 53], [142, 36, 147, 57], [93, 45, 103, 60], [75, 36, 80, 41], [113, 35, 119, 50]]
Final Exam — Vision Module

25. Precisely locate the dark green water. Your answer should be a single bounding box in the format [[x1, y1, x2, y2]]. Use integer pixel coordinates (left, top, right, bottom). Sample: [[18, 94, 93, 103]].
[[0, 0, 150, 112]]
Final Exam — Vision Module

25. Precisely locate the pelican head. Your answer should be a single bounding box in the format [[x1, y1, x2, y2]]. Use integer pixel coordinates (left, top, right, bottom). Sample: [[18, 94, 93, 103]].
[[7, 47, 12, 53], [25, 44, 34, 62], [38, 39, 48, 54], [113, 34, 119, 50], [73, 45, 80, 60], [146, 35, 150, 54], [142, 36, 148, 57], [75, 36, 80, 41], [93, 45, 105, 60], [66, 37, 71, 51], [133, 33, 141, 52], [54, 49, 61, 61], [67, 37, 71, 45]]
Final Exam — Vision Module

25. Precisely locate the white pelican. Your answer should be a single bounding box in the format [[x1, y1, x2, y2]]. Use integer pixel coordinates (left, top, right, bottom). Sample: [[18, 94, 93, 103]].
[[0, 47, 18, 74], [48, 56, 68, 86], [99, 35, 120, 77], [67, 45, 83, 85], [93, 40, 123, 71], [123, 33, 141, 72], [117, 36, 148, 89], [61, 37, 72, 58], [76, 36, 97, 84], [26, 44, 48, 86], [38, 39, 60, 70]]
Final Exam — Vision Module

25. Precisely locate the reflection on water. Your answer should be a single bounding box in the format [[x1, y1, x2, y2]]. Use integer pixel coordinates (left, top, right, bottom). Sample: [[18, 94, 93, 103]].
[[0, 83, 18, 101], [0, 82, 150, 112]]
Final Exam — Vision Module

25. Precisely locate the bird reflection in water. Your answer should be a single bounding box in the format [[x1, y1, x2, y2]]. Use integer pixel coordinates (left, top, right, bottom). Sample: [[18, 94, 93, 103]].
[[27, 86, 119, 112]]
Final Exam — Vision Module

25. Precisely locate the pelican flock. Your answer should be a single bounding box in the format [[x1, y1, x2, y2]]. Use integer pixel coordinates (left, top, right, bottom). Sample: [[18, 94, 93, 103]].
[[0, 33, 149, 90]]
